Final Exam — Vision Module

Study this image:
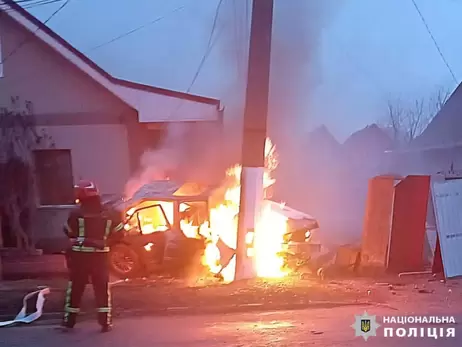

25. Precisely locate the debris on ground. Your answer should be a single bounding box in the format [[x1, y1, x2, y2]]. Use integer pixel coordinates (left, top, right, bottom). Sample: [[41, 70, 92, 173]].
[[398, 271, 432, 278], [310, 330, 324, 335], [304, 244, 362, 281], [417, 289, 434, 294]]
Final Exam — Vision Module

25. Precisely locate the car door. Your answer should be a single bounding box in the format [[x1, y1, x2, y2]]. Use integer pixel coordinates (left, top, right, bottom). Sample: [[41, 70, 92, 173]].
[[125, 204, 172, 263]]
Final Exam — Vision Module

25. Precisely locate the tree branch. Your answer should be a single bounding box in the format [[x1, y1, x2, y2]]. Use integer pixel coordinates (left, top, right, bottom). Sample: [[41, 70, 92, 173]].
[[0, 98, 54, 250], [384, 86, 450, 144]]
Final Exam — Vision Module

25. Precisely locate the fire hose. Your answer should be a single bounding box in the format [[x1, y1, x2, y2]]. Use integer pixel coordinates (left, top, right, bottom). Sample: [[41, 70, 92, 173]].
[[0, 287, 50, 327]]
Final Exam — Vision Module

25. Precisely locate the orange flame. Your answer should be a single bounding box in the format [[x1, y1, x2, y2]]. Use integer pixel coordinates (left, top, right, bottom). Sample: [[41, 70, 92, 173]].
[[203, 138, 288, 282], [125, 138, 288, 282]]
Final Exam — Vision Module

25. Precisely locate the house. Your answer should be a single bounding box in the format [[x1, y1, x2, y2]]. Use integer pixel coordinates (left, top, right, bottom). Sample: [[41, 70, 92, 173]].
[[384, 84, 462, 175], [280, 124, 396, 246], [0, 0, 223, 249], [0, 0, 223, 197]]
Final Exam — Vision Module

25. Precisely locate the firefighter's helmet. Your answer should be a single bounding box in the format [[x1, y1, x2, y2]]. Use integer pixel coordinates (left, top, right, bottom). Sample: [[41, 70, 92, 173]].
[[74, 180, 99, 202]]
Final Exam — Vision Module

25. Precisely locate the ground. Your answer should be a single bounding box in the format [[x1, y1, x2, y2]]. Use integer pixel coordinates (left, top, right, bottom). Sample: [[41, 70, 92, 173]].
[[1, 274, 461, 318], [0, 275, 374, 317], [1, 271, 461, 346], [1, 305, 461, 347]]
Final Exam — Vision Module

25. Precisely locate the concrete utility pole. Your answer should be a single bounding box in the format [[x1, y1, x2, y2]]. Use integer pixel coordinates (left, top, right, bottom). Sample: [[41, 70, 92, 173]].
[[235, 0, 274, 281]]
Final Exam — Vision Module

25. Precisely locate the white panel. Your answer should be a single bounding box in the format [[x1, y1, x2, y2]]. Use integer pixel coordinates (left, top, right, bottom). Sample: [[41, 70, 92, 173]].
[[432, 179, 462, 278]]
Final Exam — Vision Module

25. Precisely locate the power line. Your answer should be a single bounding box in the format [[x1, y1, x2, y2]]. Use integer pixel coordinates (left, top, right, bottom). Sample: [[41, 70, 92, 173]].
[[183, 0, 224, 94], [21, 0, 64, 10], [9, 0, 52, 3], [1, 0, 64, 12], [1, 0, 72, 64], [169, 0, 224, 120], [168, 23, 223, 120], [245, 0, 249, 35], [411, 0, 458, 84], [85, 4, 188, 53], [231, 0, 242, 78], [2, 0, 54, 4]]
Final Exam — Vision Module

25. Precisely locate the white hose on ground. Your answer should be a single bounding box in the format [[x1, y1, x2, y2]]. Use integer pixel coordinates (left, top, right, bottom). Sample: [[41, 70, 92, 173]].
[[0, 287, 50, 327]]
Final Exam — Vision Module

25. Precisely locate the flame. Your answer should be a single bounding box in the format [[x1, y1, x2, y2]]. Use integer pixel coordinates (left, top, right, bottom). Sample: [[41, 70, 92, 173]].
[[144, 242, 154, 251], [203, 138, 288, 282], [124, 138, 288, 282]]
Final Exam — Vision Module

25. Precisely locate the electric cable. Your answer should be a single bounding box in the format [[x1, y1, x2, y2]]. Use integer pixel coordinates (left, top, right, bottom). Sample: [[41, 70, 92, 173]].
[[85, 4, 188, 53], [1, 0, 72, 64], [231, 0, 242, 78], [184, 0, 224, 94], [411, 0, 458, 84], [169, 0, 225, 120], [1, 0, 65, 13]]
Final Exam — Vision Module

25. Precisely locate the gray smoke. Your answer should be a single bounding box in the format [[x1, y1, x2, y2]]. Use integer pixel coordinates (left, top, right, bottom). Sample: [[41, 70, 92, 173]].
[[124, 121, 225, 197], [125, 0, 343, 217], [269, 1, 342, 208], [214, 1, 357, 245], [269, 0, 338, 137], [216, 1, 341, 195], [216, 0, 342, 159]]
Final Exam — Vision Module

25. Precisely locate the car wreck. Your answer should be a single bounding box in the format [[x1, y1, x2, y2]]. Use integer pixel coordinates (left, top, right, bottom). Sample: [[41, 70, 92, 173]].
[[104, 181, 321, 280]]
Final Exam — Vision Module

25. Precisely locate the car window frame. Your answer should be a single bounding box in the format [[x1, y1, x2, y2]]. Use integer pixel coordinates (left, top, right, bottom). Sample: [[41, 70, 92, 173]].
[[125, 204, 172, 234]]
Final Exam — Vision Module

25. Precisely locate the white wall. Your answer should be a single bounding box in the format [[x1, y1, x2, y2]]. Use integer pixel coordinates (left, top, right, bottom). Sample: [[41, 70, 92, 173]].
[[38, 124, 131, 195]]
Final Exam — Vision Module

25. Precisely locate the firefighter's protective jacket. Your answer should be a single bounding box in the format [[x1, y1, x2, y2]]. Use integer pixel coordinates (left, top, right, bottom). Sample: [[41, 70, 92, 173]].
[[64, 209, 124, 253]]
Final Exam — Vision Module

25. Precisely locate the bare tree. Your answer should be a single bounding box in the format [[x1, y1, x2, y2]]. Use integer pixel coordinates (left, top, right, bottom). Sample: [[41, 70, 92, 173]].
[[385, 87, 451, 144], [0, 97, 54, 252], [386, 98, 406, 143]]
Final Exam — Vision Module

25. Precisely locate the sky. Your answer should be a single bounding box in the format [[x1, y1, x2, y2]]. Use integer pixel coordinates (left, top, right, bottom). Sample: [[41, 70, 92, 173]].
[[21, 0, 462, 142]]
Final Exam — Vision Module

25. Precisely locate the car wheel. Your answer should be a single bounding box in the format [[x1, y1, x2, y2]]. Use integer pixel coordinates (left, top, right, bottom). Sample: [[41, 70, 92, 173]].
[[109, 244, 142, 279]]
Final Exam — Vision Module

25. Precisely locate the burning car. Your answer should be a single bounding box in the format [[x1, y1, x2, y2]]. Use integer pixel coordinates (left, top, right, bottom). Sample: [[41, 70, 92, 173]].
[[105, 180, 321, 280], [106, 181, 212, 279]]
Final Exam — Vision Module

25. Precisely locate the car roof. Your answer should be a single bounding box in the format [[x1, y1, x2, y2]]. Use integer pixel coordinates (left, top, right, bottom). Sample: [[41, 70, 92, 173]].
[[119, 181, 215, 208]]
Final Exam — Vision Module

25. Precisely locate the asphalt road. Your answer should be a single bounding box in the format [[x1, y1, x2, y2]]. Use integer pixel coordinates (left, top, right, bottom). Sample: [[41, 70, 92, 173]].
[[1, 305, 461, 347]]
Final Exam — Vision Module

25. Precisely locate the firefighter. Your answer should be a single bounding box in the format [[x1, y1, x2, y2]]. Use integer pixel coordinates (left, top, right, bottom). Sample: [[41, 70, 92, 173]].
[[61, 180, 124, 332]]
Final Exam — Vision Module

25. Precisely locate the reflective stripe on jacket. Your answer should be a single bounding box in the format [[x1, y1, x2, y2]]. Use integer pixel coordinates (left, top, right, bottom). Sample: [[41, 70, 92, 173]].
[[70, 218, 112, 253]]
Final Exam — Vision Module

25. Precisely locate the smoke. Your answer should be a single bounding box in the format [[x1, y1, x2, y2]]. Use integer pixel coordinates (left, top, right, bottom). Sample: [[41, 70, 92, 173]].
[[269, 0, 339, 138], [214, 1, 358, 245], [123, 1, 249, 199], [266, 1, 358, 245], [124, 148, 176, 197], [215, 0, 341, 160], [124, 0, 343, 217], [268, 1, 342, 211], [124, 121, 226, 198]]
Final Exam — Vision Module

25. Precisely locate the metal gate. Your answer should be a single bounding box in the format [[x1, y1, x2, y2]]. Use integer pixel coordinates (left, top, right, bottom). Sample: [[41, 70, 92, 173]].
[[432, 179, 462, 278]]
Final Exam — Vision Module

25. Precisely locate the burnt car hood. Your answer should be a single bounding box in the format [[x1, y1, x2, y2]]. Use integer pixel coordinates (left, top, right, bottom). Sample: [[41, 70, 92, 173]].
[[265, 200, 319, 230]]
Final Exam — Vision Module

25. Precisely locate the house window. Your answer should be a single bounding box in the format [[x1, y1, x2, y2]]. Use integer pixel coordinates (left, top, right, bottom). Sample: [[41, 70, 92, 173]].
[[34, 149, 74, 205]]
